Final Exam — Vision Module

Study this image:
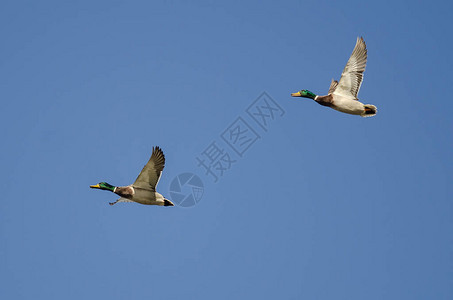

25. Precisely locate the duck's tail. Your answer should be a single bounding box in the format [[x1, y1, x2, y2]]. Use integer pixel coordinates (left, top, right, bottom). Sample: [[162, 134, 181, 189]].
[[164, 199, 175, 206], [361, 104, 377, 117]]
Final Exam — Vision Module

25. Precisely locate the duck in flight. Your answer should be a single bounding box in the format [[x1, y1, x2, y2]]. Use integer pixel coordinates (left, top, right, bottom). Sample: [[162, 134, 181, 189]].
[[291, 37, 377, 117], [90, 146, 174, 206]]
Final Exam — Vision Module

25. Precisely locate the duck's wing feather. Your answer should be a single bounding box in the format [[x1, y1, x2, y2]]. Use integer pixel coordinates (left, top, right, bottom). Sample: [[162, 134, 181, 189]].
[[110, 197, 134, 206], [334, 37, 367, 99], [328, 79, 339, 94], [133, 146, 165, 190]]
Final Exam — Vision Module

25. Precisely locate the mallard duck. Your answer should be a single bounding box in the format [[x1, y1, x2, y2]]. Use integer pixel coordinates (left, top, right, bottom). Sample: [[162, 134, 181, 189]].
[[90, 146, 174, 206], [291, 37, 377, 117]]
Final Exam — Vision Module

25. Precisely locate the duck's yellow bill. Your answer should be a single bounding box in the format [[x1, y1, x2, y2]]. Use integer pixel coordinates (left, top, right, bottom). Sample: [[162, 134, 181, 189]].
[[291, 92, 301, 97], [90, 184, 100, 189]]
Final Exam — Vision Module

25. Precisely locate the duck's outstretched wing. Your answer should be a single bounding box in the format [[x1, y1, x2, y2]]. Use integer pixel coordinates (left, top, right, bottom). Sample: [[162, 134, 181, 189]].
[[110, 197, 134, 206], [328, 79, 339, 94], [334, 37, 367, 99], [133, 146, 165, 190]]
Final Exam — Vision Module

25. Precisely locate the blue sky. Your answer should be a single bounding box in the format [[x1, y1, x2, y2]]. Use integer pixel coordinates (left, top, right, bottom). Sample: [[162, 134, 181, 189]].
[[1, 0, 452, 299]]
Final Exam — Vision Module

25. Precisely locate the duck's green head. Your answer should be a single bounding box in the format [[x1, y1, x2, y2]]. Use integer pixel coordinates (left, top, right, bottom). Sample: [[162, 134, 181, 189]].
[[90, 182, 115, 191], [291, 90, 317, 99]]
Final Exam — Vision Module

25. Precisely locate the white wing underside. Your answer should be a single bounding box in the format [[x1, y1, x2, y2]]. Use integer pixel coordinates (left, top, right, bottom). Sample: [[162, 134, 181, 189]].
[[332, 37, 367, 100], [155, 171, 162, 187], [328, 79, 338, 94], [116, 197, 134, 204], [133, 147, 166, 190]]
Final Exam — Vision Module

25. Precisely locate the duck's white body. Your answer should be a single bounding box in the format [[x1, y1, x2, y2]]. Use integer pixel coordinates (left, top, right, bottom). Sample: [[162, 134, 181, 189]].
[[114, 186, 168, 206], [331, 95, 368, 116]]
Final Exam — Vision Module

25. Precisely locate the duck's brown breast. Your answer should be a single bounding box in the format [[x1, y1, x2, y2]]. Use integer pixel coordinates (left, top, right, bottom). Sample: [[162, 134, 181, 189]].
[[315, 94, 334, 107], [115, 186, 134, 199]]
